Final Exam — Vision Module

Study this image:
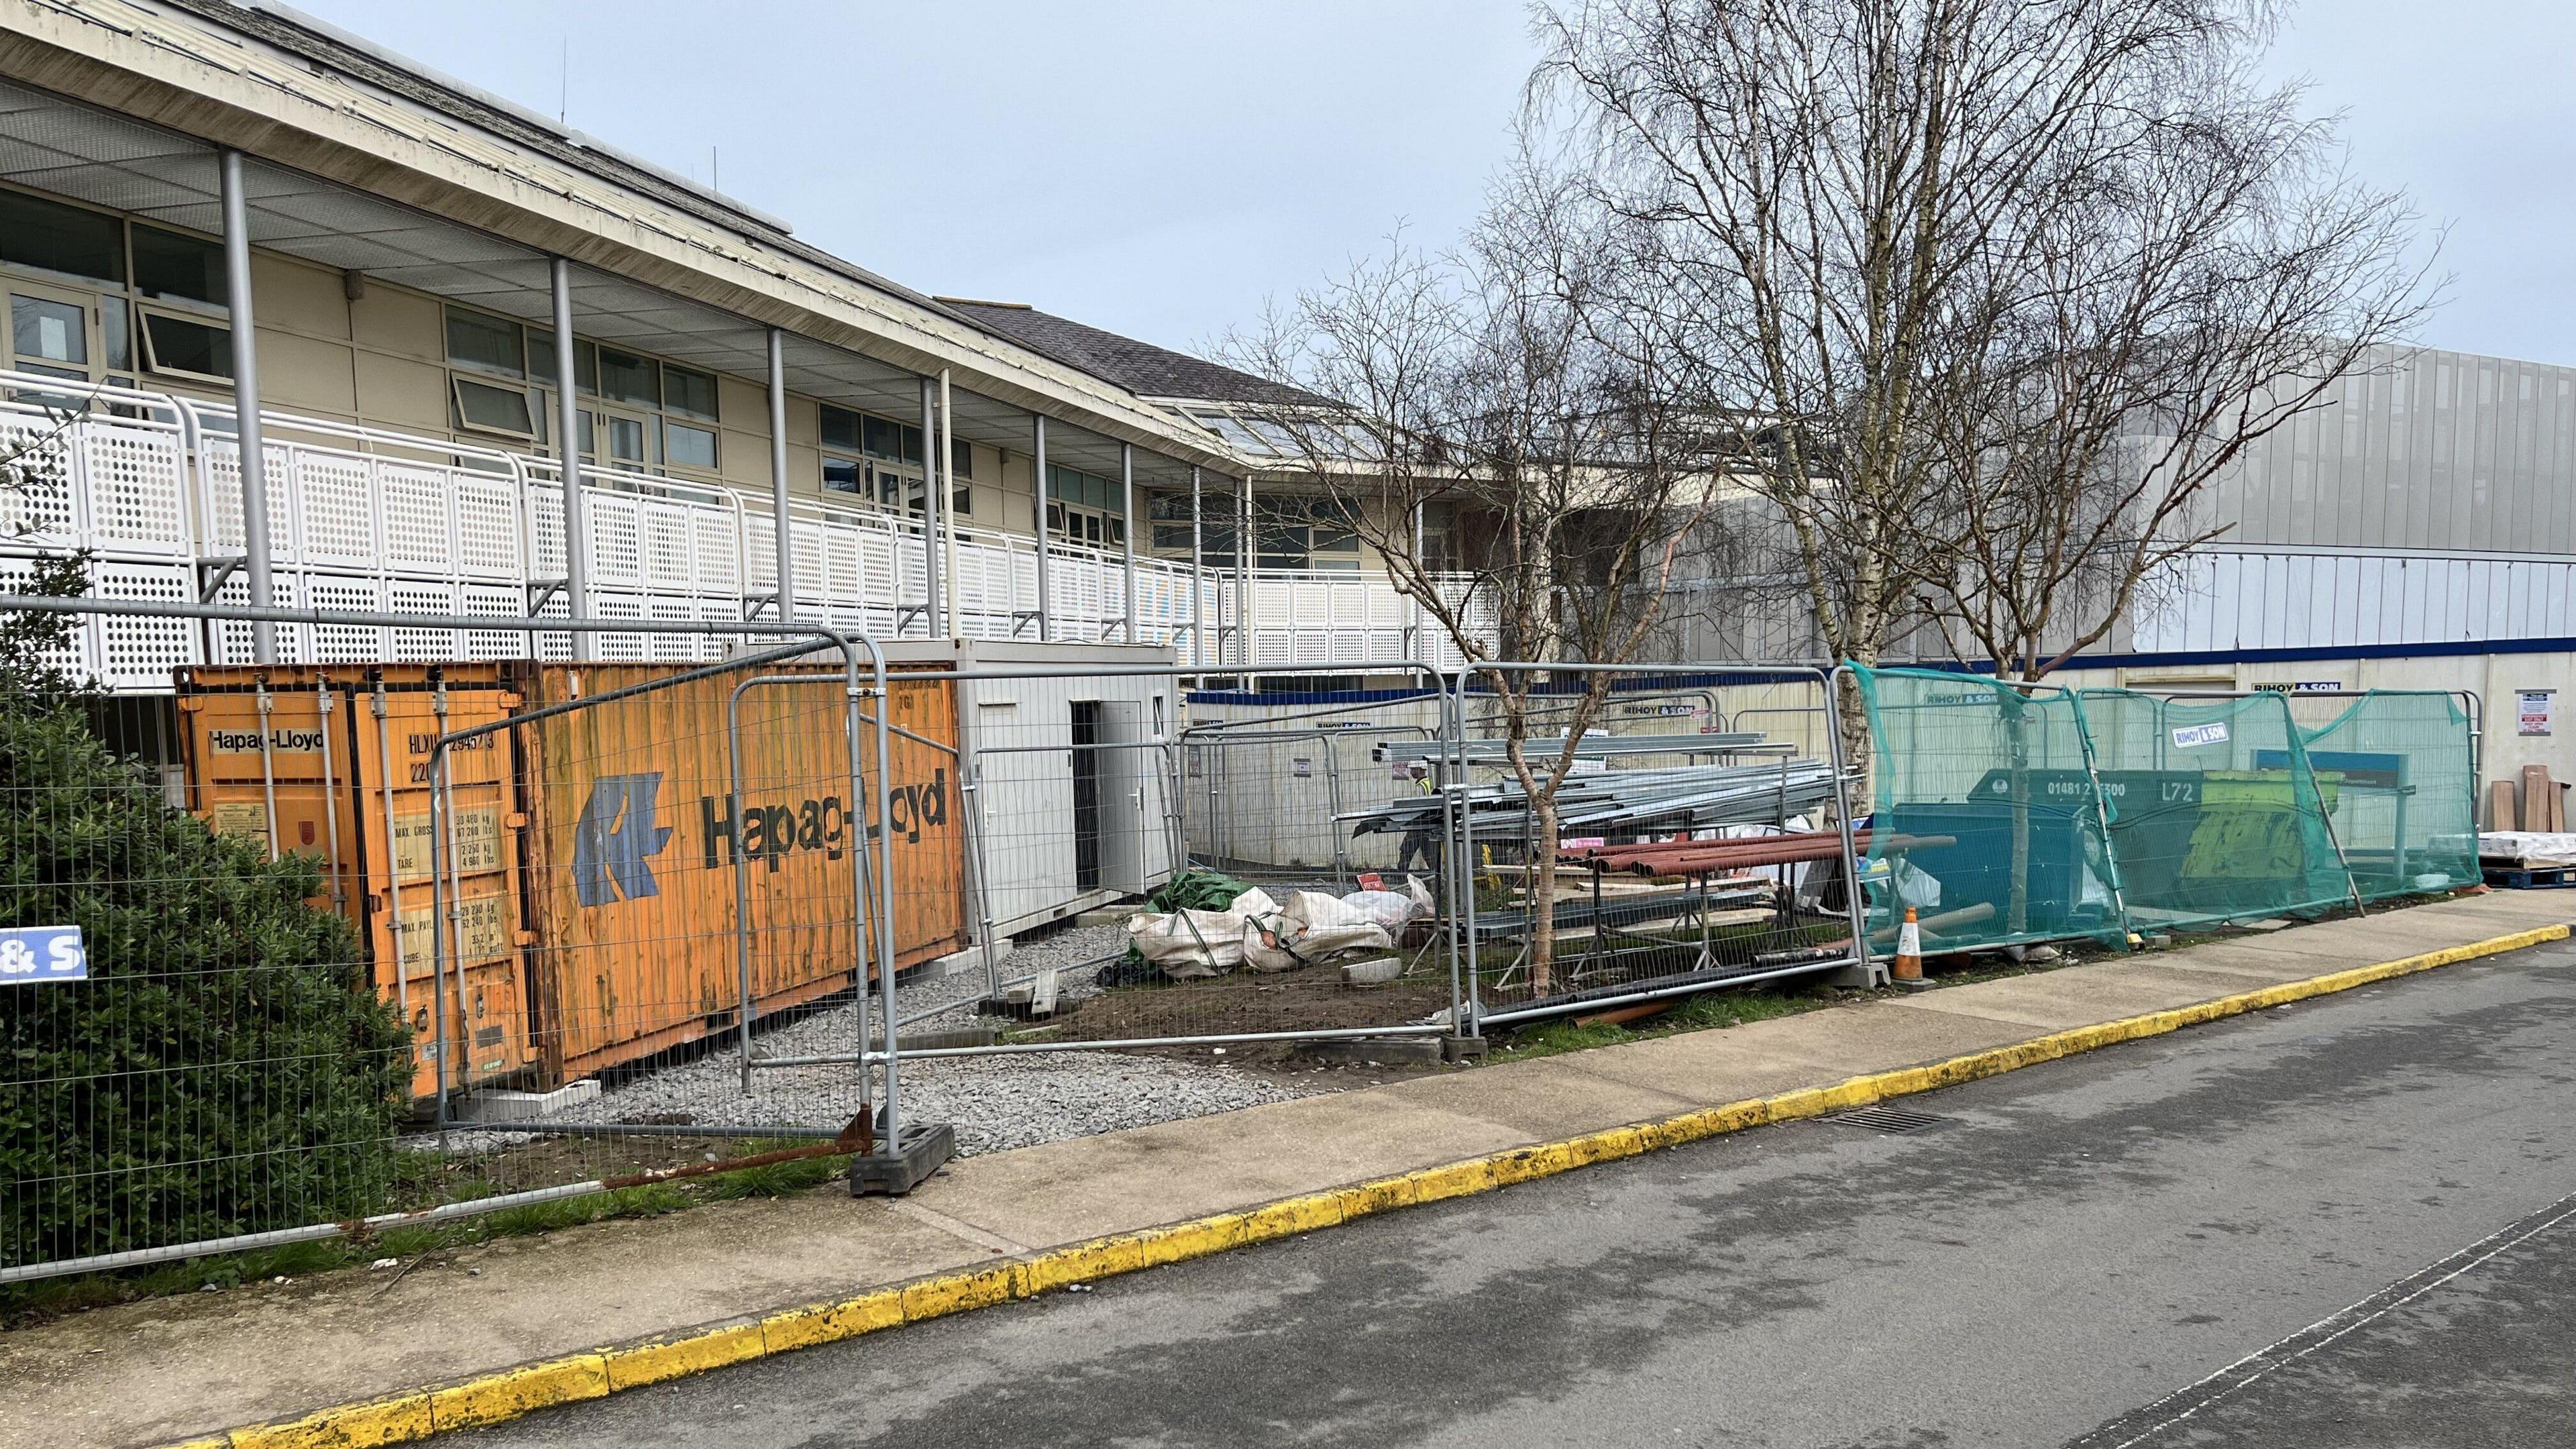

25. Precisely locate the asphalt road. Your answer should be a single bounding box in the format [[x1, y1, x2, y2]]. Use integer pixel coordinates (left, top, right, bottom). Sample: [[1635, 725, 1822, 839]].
[[464, 941, 2576, 1448]]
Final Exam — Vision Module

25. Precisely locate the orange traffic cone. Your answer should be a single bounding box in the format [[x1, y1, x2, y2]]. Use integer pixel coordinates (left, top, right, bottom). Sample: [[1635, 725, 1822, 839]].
[[1892, 906, 1925, 983]]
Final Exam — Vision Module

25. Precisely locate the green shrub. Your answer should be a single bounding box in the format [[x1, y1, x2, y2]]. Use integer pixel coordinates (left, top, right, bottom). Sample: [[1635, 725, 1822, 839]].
[[0, 559, 411, 1271]]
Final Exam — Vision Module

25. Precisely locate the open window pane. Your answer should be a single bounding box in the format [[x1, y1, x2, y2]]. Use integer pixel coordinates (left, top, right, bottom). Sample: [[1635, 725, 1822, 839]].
[[131, 225, 226, 308], [445, 309, 525, 378], [139, 310, 231, 380], [0, 191, 125, 286], [453, 377, 535, 436]]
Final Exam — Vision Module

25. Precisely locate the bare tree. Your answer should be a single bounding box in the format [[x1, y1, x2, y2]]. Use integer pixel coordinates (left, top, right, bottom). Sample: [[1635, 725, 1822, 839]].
[[1226, 176, 1722, 999], [1895, 25, 2430, 682], [1534, 0, 2429, 796]]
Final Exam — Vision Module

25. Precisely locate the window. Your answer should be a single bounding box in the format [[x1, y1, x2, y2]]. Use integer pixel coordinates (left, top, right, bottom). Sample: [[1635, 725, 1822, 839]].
[[663, 418, 718, 470], [820, 403, 862, 452], [11, 294, 87, 373], [662, 366, 718, 421], [1420, 500, 1463, 570], [139, 309, 231, 382], [821, 403, 936, 513], [1150, 492, 1355, 568], [527, 335, 597, 394], [950, 437, 973, 480], [445, 309, 525, 378], [131, 225, 225, 309], [0, 191, 126, 287], [452, 376, 535, 437], [602, 413, 649, 466], [1044, 464, 1126, 549], [596, 347, 657, 407]]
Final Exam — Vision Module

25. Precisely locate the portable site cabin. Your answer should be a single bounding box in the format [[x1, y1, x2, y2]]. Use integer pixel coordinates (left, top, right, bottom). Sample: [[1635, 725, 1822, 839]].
[[883, 639, 1183, 939]]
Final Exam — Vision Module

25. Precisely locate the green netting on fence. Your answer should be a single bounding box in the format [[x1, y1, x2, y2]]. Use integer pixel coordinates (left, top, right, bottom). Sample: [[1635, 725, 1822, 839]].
[[2292, 691, 2479, 900], [1846, 665, 2479, 955], [1849, 667, 2125, 953], [2075, 688, 2353, 931]]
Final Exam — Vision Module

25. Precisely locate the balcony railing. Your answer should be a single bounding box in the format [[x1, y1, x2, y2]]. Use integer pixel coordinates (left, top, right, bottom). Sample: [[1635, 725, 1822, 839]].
[[0, 374, 1490, 690]]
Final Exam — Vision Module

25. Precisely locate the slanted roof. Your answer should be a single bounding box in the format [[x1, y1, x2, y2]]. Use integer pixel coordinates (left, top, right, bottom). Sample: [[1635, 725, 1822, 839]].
[[934, 300, 1335, 409]]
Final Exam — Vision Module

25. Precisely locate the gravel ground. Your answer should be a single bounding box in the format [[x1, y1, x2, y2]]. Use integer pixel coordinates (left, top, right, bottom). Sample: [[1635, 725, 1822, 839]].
[[425, 919, 1345, 1159]]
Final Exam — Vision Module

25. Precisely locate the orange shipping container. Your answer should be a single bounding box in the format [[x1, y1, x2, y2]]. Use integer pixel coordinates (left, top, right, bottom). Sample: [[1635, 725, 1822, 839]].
[[176, 664, 533, 1101], [511, 662, 965, 1081], [176, 660, 967, 1097]]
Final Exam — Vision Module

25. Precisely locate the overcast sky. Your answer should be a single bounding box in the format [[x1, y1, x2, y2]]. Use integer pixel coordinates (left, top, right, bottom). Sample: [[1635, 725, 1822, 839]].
[[290, 0, 2575, 366]]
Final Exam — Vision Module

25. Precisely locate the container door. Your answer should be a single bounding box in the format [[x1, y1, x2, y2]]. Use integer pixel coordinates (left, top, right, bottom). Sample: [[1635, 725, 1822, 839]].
[[1095, 698, 1155, 896], [352, 678, 533, 1099], [176, 673, 362, 917]]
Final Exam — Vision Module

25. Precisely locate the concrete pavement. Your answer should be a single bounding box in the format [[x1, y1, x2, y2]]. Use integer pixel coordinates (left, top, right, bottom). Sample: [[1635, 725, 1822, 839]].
[[452, 931, 2576, 1448], [1, 889, 2567, 1448]]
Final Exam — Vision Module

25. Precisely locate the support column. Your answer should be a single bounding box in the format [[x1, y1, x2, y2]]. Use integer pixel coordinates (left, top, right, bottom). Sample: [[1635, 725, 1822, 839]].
[[1234, 474, 1252, 671], [219, 150, 276, 663], [1120, 443, 1137, 643], [1188, 466, 1204, 670], [1411, 498, 1427, 656], [549, 258, 590, 660], [919, 376, 943, 636], [1031, 414, 1051, 641], [767, 327, 794, 627], [938, 371, 960, 636]]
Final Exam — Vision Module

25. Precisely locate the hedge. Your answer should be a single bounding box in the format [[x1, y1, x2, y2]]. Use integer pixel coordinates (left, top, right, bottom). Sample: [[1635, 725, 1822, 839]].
[[1, 563, 411, 1271]]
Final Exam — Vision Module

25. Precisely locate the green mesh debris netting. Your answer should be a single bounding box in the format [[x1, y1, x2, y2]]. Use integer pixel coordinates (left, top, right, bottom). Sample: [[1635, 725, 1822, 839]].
[[1846, 666, 2477, 953], [2074, 688, 2353, 930], [1849, 667, 2125, 953], [2292, 691, 2479, 900]]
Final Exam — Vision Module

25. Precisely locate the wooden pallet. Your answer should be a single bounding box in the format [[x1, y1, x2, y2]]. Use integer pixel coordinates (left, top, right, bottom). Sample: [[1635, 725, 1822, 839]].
[[2480, 865, 2576, 890]]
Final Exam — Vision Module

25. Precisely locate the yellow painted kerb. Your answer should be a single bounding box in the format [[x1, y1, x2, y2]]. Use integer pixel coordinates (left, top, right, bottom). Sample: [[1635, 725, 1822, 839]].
[[173, 920, 2567, 1448]]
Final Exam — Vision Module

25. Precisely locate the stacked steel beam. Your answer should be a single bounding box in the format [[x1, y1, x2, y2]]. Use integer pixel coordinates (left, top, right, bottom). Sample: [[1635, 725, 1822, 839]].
[[1342, 758, 1837, 842]]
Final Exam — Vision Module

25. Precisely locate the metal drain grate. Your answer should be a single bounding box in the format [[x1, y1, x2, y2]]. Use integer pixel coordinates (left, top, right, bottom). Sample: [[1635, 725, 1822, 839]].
[[1831, 1104, 1952, 1134]]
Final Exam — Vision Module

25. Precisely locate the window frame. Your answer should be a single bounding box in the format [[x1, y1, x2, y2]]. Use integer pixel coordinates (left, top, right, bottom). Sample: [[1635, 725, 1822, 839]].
[[451, 374, 538, 440], [129, 222, 229, 313], [443, 306, 529, 380], [136, 305, 233, 385]]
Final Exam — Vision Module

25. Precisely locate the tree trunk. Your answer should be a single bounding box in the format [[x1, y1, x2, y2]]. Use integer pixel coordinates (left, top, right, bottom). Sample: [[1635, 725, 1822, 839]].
[[1835, 665, 1876, 819], [2006, 697, 2032, 937]]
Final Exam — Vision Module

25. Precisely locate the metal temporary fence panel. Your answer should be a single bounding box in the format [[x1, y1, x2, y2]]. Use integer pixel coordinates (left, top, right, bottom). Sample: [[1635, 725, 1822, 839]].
[[2290, 690, 2479, 900], [3, 671, 421, 1280], [1849, 665, 2125, 953], [2076, 688, 2353, 930]]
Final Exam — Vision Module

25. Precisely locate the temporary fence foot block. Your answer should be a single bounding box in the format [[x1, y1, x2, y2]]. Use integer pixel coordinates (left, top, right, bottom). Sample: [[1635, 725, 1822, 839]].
[[849, 1122, 956, 1197], [1829, 961, 1890, 990], [1441, 1035, 1489, 1063]]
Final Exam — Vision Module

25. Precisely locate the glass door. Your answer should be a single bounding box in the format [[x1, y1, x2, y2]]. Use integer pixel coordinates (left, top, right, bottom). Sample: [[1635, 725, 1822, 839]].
[[5, 280, 107, 409]]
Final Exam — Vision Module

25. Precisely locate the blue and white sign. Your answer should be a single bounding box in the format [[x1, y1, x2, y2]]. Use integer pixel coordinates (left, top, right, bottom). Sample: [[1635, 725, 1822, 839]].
[[2171, 722, 2231, 749], [0, 925, 87, 983]]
